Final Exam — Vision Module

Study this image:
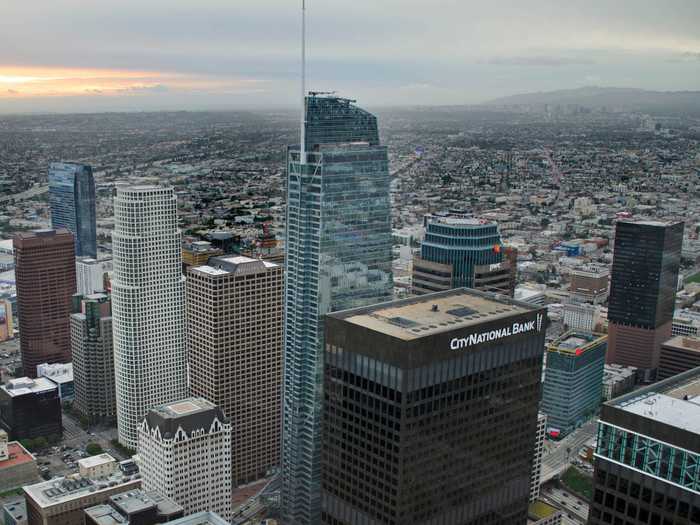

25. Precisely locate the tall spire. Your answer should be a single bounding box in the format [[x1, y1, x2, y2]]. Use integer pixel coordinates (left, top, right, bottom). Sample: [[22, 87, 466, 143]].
[[300, 0, 307, 165]]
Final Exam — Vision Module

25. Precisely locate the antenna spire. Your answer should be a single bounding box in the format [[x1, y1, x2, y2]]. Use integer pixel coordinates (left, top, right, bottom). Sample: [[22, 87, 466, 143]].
[[300, 0, 307, 165]]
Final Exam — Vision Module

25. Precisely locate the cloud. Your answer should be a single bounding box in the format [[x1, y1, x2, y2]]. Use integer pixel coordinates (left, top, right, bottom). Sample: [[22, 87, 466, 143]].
[[6, 89, 18, 94], [481, 56, 595, 67], [116, 83, 169, 94]]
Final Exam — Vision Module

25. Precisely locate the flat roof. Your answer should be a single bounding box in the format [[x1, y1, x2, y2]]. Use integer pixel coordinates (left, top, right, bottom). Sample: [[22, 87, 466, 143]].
[[612, 367, 700, 435], [193, 254, 278, 277], [111, 489, 182, 517], [0, 441, 35, 469], [618, 218, 683, 227], [548, 331, 607, 355], [84, 504, 127, 525], [2, 499, 27, 523], [167, 511, 229, 525], [78, 453, 115, 470], [1, 377, 56, 397], [662, 335, 700, 353], [328, 288, 537, 341], [23, 473, 140, 507]]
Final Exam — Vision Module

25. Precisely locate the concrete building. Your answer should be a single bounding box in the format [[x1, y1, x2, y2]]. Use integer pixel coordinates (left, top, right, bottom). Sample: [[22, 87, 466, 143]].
[[589, 367, 700, 525], [515, 285, 547, 306], [159, 512, 229, 525], [0, 298, 14, 342], [187, 255, 282, 485], [78, 454, 117, 479], [0, 377, 62, 440], [0, 432, 38, 492], [607, 220, 683, 379], [137, 398, 232, 521], [76, 257, 112, 295], [562, 302, 600, 332], [569, 264, 609, 304], [23, 464, 140, 525], [36, 363, 73, 402], [541, 332, 607, 436], [530, 413, 547, 503], [112, 186, 188, 449], [322, 289, 546, 524], [181, 239, 222, 273], [601, 364, 638, 401], [70, 293, 115, 424], [13, 229, 76, 377], [84, 490, 183, 525], [3, 499, 28, 525], [671, 309, 700, 337], [658, 335, 700, 380]]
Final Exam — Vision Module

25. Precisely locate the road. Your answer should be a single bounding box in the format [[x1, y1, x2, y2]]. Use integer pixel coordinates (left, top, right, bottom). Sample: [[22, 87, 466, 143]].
[[542, 486, 590, 523], [541, 419, 597, 483], [0, 184, 48, 204]]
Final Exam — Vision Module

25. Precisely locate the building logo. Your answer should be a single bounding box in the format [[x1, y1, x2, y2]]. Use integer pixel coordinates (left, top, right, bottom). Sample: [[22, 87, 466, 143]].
[[450, 313, 544, 350]]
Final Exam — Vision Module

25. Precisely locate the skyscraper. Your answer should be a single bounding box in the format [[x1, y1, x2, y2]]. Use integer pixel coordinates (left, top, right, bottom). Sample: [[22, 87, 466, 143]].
[[112, 186, 187, 449], [607, 219, 683, 379], [137, 398, 232, 521], [322, 289, 546, 524], [282, 94, 394, 524], [71, 293, 116, 423], [13, 229, 76, 377], [589, 367, 700, 525], [187, 255, 283, 485], [49, 163, 97, 258], [412, 213, 515, 297]]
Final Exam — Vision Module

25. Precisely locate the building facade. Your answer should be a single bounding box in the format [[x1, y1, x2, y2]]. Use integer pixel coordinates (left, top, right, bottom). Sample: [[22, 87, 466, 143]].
[[283, 94, 394, 524], [569, 265, 609, 304], [589, 368, 700, 525], [36, 363, 73, 401], [0, 299, 14, 342], [607, 220, 683, 379], [112, 186, 188, 449], [530, 413, 547, 503], [76, 257, 112, 295], [658, 335, 700, 380], [541, 332, 607, 437], [0, 377, 62, 440], [71, 293, 115, 423], [137, 398, 232, 521], [13, 229, 76, 377], [48, 163, 97, 258], [187, 255, 282, 486], [412, 214, 515, 296], [322, 289, 546, 525]]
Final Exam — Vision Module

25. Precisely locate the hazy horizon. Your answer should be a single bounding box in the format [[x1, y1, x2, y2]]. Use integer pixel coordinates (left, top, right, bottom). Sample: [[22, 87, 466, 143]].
[[1, 0, 699, 114]]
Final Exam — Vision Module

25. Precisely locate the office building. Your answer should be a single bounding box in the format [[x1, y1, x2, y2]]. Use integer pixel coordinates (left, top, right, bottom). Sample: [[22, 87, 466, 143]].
[[23, 456, 140, 525], [76, 257, 112, 295], [283, 94, 394, 524], [515, 285, 547, 307], [601, 364, 638, 401], [48, 162, 97, 258], [158, 512, 229, 525], [14, 229, 76, 377], [0, 377, 62, 440], [84, 490, 183, 525], [3, 499, 28, 525], [530, 413, 547, 503], [0, 432, 37, 492], [562, 302, 601, 333], [187, 255, 282, 485], [137, 398, 232, 521], [658, 335, 700, 380], [607, 220, 683, 379], [112, 186, 188, 449], [589, 367, 700, 525], [413, 214, 515, 296], [36, 363, 74, 401], [672, 309, 700, 337], [70, 293, 115, 424], [541, 332, 607, 437], [322, 289, 546, 524], [181, 239, 222, 273], [0, 298, 13, 342], [569, 265, 609, 304]]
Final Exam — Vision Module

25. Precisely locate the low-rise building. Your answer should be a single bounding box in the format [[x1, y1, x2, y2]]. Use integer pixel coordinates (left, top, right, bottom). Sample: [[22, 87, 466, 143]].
[[569, 264, 609, 304], [658, 335, 700, 380], [36, 363, 74, 402], [0, 431, 38, 492], [78, 454, 117, 479], [0, 377, 62, 441], [84, 489, 184, 525], [3, 499, 28, 525], [601, 364, 638, 401], [671, 309, 700, 337]]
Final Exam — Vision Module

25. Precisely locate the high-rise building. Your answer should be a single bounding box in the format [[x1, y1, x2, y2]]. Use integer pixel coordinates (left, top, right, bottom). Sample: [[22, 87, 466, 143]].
[[569, 264, 609, 304], [607, 220, 683, 379], [530, 413, 547, 503], [76, 257, 112, 295], [137, 398, 232, 521], [588, 367, 700, 525], [71, 293, 115, 423], [112, 186, 188, 449], [0, 377, 62, 440], [14, 229, 76, 377], [322, 289, 546, 524], [658, 335, 700, 380], [187, 255, 283, 486], [282, 94, 394, 523], [48, 163, 97, 258], [0, 299, 13, 342], [541, 331, 607, 437], [412, 214, 515, 297]]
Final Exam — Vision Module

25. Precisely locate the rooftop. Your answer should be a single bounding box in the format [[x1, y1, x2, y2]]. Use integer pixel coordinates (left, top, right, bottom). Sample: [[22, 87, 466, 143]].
[[2, 499, 27, 523], [1, 377, 57, 397], [78, 453, 115, 470], [612, 367, 700, 435], [37, 362, 73, 384], [0, 441, 35, 469], [23, 472, 140, 508], [328, 288, 538, 341], [528, 500, 559, 520], [548, 331, 607, 355], [111, 489, 183, 517], [143, 397, 228, 440], [166, 511, 230, 525], [83, 504, 127, 525], [619, 218, 683, 228], [193, 255, 278, 277], [663, 335, 700, 353]]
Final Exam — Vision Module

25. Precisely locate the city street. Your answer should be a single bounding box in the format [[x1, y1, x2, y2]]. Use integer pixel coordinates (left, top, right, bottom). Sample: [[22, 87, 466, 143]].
[[541, 419, 597, 483], [542, 486, 590, 524]]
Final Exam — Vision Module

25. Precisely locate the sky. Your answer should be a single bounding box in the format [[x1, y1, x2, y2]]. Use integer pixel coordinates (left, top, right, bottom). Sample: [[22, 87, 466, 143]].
[[1, 0, 699, 113]]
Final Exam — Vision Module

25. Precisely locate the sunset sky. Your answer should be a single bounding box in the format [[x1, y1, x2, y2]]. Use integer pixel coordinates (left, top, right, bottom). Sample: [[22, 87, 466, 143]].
[[1, 0, 699, 113]]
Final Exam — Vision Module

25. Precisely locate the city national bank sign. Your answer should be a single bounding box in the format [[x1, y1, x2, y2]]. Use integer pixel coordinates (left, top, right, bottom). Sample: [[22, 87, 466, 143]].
[[450, 313, 544, 350]]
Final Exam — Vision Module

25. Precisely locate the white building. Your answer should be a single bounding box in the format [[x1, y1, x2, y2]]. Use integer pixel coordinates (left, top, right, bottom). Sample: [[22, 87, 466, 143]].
[[137, 398, 232, 521], [672, 309, 700, 337], [562, 302, 600, 332], [76, 257, 112, 295], [112, 186, 188, 449], [78, 453, 117, 479], [530, 412, 547, 503], [36, 362, 74, 401]]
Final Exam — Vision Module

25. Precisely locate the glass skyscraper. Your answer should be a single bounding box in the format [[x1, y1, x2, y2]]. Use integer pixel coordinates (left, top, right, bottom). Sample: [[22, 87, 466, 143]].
[[49, 162, 97, 258], [282, 94, 393, 524]]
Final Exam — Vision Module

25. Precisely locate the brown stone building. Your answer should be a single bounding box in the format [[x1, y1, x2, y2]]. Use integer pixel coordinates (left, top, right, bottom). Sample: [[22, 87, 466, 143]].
[[13, 229, 76, 377], [658, 335, 700, 380], [186, 255, 283, 486]]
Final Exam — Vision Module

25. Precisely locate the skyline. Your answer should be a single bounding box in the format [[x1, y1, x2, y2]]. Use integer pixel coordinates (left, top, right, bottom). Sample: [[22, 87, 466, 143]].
[[1, 0, 699, 113]]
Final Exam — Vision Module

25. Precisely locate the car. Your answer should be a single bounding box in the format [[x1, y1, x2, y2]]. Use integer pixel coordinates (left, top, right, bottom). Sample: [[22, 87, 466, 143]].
[[562, 492, 568, 497]]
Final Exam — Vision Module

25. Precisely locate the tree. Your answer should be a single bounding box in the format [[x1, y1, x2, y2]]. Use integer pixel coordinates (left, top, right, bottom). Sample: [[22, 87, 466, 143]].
[[20, 438, 36, 451], [86, 442, 103, 456], [33, 437, 48, 450]]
